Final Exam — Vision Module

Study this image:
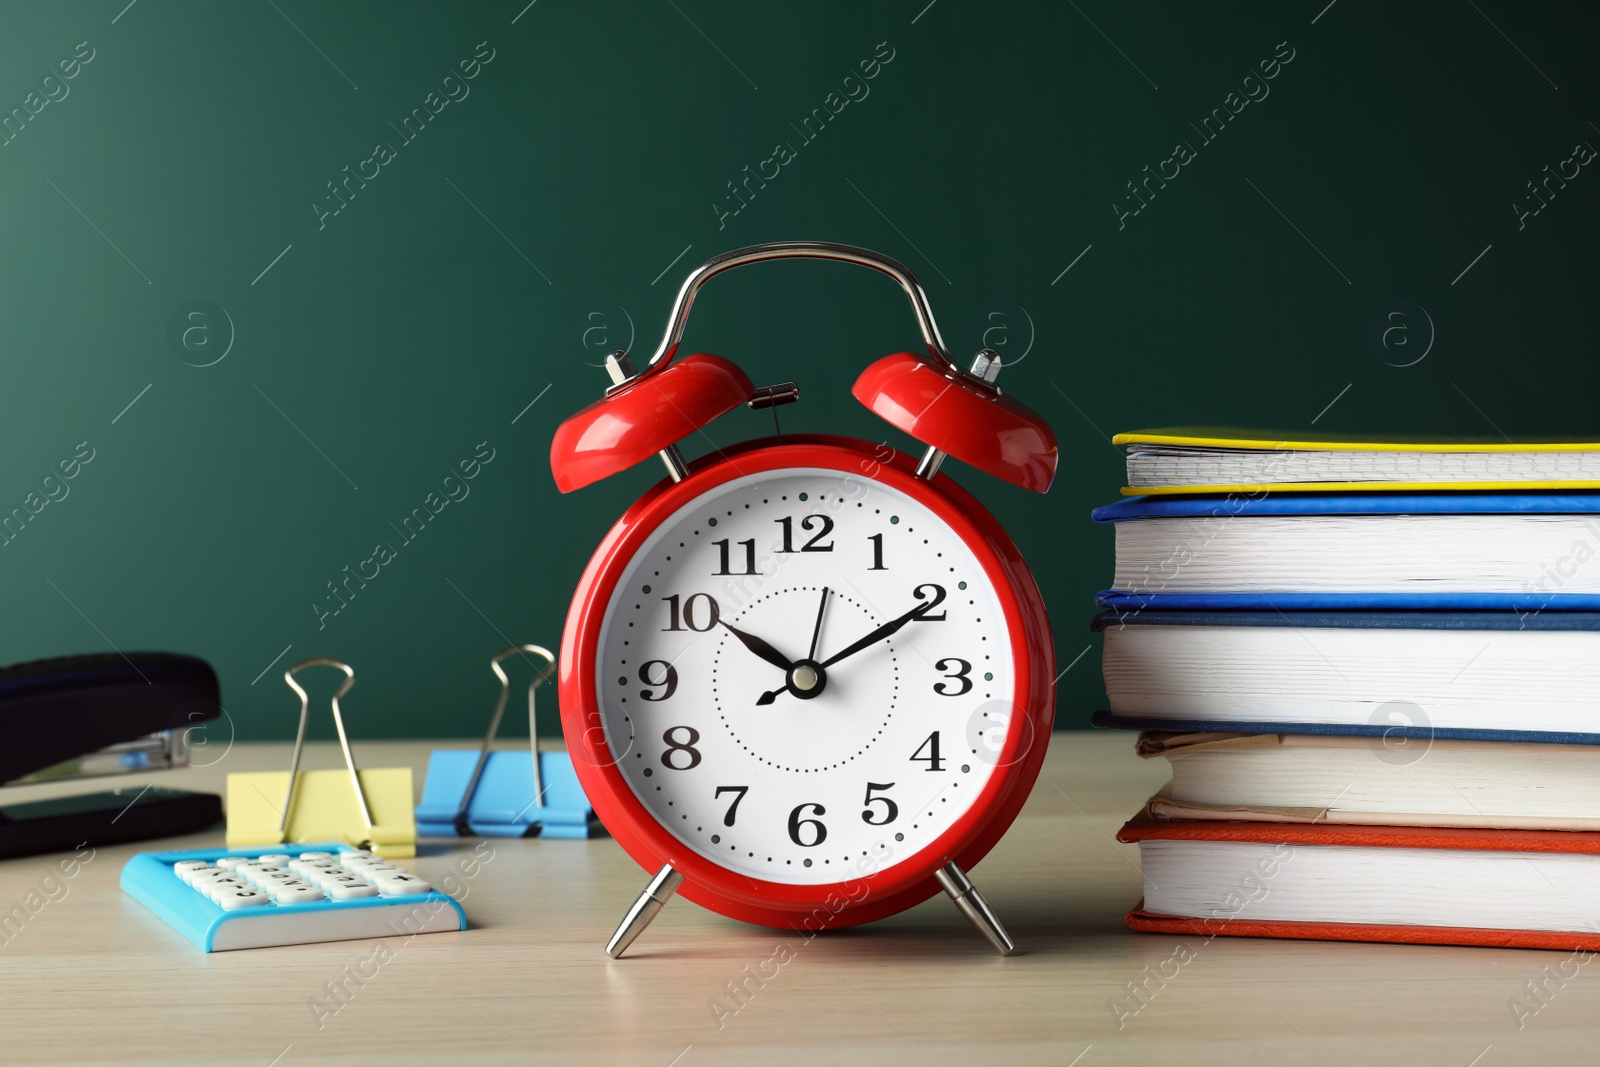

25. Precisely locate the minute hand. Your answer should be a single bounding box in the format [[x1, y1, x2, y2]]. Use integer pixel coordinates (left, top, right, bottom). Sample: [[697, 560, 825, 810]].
[[819, 602, 934, 669]]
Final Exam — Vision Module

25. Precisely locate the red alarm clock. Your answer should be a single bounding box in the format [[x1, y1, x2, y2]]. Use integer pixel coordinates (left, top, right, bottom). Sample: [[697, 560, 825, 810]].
[[550, 242, 1057, 957]]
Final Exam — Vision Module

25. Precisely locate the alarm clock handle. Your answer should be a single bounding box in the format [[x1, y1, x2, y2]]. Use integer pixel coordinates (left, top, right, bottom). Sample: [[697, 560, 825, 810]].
[[620, 241, 1006, 482], [626, 241, 961, 384]]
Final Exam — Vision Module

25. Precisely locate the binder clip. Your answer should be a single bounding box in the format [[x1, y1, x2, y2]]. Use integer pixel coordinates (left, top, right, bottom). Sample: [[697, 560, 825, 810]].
[[226, 659, 416, 858], [416, 645, 598, 839]]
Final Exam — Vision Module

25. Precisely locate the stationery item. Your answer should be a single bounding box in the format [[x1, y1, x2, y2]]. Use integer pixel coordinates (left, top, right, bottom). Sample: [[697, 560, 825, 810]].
[[226, 659, 415, 858], [1116, 813, 1600, 952], [1135, 732, 1600, 830], [415, 645, 598, 839], [1093, 610, 1600, 743], [0, 651, 222, 858], [1114, 427, 1600, 495], [121, 842, 465, 951], [2, 789, 220, 859], [1093, 492, 1600, 611]]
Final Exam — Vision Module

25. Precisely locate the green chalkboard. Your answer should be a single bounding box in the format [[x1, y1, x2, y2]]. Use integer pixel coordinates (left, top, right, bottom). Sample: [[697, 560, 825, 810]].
[[0, 1, 1596, 743]]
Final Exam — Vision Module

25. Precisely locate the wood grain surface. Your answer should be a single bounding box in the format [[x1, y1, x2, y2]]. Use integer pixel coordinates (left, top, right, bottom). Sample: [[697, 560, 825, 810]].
[[0, 735, 1591, 1065]]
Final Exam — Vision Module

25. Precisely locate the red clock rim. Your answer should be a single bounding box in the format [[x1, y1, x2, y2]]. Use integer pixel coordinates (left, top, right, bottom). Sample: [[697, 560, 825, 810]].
[[558, 435, 1056, 929]]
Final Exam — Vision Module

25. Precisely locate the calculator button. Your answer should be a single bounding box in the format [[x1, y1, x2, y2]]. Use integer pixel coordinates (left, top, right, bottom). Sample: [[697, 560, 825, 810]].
[[257, 854, 291, 867], [174, 861, 210, 875], [215, 856, 249, 870], [272, 883, 326, 904], [348, 861, 401, 876], [216, 888, 269, 910], [312, 869, 358, 888], [176, 864, 221, 886], [326, 880, 380, 901], [337, 850, 374, 867], [203, 878, 247, 903], [372, 873, 431, 897], [296, 851, 334, 862], [261, 879, 309, 900], [254, 872, 299, 890], [289, 859, 335, 876]]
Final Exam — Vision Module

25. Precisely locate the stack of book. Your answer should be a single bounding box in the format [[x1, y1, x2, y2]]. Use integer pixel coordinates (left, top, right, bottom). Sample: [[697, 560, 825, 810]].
[[1095, 428, 1600, 951]]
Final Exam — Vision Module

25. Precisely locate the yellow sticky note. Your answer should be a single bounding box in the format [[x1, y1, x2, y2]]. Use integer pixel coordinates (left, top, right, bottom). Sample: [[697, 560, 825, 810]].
[[226, 768, 416, 858]]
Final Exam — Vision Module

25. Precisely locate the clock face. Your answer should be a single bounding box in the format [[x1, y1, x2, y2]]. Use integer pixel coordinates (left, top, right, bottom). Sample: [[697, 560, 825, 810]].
[[593, 467, 1016, 885]]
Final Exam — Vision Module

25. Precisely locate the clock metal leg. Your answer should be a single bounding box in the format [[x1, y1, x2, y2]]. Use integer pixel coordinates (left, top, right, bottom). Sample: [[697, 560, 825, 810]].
[[934, 861, 1015, 956], [605, 864, 684, 959]]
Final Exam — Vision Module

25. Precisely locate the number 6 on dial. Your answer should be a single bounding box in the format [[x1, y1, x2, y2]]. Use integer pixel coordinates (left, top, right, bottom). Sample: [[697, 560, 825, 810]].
[[550, 242, 1057, 958]]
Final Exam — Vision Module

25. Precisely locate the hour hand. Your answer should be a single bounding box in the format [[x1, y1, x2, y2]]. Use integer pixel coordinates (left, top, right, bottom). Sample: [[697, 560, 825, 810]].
[[718, 620, 794, 673]]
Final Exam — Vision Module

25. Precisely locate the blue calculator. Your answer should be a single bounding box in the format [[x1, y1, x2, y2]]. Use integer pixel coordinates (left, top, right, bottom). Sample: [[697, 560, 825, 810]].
[[121, 843, 467, 951]]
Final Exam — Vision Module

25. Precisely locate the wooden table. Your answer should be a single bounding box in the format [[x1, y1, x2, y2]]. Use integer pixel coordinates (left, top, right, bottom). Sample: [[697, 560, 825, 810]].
[[0, 735, 1592, 1065]]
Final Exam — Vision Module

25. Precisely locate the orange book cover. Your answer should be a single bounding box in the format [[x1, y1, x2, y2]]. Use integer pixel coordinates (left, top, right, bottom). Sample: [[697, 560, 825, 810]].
[[1117, 813, 1600, 951]]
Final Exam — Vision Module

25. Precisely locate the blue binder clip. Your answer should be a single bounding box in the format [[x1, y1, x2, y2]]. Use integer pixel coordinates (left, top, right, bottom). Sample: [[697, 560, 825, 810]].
[[415, 645, 598, 839]]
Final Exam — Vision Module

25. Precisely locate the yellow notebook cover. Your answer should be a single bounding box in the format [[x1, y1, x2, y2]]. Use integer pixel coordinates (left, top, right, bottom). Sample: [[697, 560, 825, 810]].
[[1116, 427, 1600, 496], [1114, 427, 1600, 452]]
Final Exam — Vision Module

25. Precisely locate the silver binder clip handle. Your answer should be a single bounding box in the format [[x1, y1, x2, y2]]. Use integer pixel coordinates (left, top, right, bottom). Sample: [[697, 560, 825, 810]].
[[281, 659, 373, 841], [455, 645, 557, 832]]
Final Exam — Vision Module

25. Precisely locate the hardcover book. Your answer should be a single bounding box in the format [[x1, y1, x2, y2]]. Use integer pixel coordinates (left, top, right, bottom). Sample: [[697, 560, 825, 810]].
[[1117, 813, 1600, 952]]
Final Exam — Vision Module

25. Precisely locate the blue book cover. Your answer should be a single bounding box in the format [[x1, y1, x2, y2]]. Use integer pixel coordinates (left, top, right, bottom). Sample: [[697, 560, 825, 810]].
[[1093, 493, 1600, 611]]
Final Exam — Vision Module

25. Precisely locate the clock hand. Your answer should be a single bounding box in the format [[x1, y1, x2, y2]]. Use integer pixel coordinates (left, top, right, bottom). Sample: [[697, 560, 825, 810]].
[[755, 588, 844, 703], [753, 660, 825, 706], [757, 593, 935, 704], [817, 598, 935, 670], [755, 588, 825, 703], [806, 587, 830, 661], [717, 619, 795, 674]]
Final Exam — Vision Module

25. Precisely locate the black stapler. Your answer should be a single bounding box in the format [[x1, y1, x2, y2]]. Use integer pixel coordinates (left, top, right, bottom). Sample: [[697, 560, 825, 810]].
[[0, 652, 224, 859]]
